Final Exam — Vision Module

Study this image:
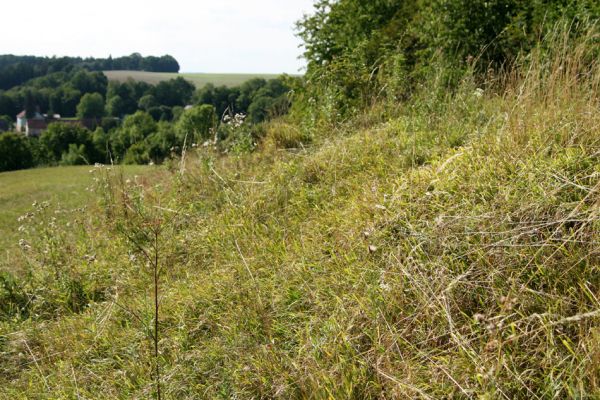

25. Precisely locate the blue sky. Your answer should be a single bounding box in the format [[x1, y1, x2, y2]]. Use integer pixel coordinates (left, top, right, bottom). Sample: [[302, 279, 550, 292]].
[[1, 0, 315, 73]]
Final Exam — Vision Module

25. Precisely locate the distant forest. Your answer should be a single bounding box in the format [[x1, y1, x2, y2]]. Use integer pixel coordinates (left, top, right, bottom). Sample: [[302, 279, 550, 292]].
[[0, 52, 294, 172], [0, 53, 180, 90]]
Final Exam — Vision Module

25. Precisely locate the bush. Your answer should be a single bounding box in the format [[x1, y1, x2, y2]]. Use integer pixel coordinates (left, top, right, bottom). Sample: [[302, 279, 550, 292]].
[[0, 132, 34, 171]]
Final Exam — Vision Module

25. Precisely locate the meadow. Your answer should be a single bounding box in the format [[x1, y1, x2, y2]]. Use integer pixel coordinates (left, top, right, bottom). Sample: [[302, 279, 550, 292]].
[[103, 70, 289, 87], [1, 10, 599, 399], [0, 165, 150, 259]]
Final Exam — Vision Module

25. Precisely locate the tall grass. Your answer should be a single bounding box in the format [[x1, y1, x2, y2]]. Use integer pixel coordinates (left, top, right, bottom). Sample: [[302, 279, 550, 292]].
[[0, 22, 598, 398]]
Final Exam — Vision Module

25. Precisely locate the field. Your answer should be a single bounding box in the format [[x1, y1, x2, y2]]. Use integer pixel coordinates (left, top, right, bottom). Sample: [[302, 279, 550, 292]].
[[0, 165, 150, 260], [103, 70, 289, 87]]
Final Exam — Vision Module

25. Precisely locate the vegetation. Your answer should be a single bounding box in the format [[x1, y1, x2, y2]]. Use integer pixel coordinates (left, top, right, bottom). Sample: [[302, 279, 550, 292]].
[[0, 75, 294, 171], [0, 165, 150, 255], [0, 53, 179, 90], [1, 1, 599, 398]]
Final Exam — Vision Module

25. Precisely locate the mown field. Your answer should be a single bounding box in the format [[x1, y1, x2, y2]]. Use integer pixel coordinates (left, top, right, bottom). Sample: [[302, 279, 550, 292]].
[[0, 165, 150, 259], [103, 71, 287, 87]]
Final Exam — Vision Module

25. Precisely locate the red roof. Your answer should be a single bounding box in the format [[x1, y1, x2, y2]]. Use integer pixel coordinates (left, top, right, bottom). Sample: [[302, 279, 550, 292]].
[[17, 111, 26, 118], [27, 119, 48, 130]]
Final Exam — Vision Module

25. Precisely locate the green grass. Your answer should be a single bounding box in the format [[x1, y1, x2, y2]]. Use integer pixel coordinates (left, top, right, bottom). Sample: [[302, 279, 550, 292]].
[[1, 30, 599, 399], [0, 165, 150, 260], [103, 71, 293, 87]]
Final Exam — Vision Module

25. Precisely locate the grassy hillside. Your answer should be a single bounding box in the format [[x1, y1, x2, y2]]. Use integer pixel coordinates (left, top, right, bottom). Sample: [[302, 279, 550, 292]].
[[1, 27, 599, 400], [104, 71, 289, 87]]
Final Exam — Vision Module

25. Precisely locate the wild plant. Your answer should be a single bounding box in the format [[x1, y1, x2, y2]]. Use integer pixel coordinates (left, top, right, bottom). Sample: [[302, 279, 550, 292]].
[[94, 164, 179, 400]]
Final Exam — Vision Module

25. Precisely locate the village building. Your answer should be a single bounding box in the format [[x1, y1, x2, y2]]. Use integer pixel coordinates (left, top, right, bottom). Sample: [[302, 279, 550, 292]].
[[15, 111, 96, 137]]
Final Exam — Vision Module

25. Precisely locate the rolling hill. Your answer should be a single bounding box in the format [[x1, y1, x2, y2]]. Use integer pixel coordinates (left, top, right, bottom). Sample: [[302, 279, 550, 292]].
[[103, 70, 292, 87]]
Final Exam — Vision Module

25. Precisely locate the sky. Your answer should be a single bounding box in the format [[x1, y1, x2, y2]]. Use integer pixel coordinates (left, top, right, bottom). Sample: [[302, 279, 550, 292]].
[[0, 0, 315, 73]]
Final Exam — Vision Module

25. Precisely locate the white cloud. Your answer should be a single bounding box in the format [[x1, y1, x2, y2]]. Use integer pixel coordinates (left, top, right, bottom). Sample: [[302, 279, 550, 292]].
[[0, 0, 314, 73]]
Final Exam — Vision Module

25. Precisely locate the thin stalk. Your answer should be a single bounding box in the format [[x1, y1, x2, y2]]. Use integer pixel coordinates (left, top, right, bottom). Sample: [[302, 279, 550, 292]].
[[153, 228, 161, 400]]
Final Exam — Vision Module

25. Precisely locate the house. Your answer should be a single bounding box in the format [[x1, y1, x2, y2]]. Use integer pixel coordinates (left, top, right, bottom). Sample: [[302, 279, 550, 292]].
[[15, 111, 97, 137]]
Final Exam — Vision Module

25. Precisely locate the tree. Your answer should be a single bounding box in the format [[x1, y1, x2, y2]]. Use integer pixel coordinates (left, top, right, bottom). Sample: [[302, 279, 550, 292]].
[[77, 93, 105, 119], [60, 143, 89, 165], [110, 111, 157, 159], [152, 77, 194, 107], [0, 132, 34, 171], [138, 94, 158, 111], [39, 123, 92, 163], [106, 95, 125, 117], [176, 104, 217, 143]]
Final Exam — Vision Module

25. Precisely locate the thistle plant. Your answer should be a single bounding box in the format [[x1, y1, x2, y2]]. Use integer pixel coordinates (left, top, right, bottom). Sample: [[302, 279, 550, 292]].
[[94, 165, 178, 400]]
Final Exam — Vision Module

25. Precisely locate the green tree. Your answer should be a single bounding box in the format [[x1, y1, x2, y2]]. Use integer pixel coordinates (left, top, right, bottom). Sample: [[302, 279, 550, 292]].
[[176, 104, 217, 143], [0, 132, 34, 171], [110, 111, 157, 159], [60, 143, 89, 165], [138, 94, 158, 111], [39, 123, 92, 163], [77, 93, 105, 119], [106, 95, 125, 117]]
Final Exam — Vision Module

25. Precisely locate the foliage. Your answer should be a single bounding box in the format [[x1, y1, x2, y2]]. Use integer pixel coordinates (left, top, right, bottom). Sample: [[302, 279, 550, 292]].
[[193, 77, 292, 123], [176, 104, 217, 143], [0, 132, 34, 171], [0, 53, 179, 91], [110, 111, 157, 161], [0, 19, 599, 399], [76, 92, 105, 119], [295, 0, 600, 116], [39, 123, 93, 164]]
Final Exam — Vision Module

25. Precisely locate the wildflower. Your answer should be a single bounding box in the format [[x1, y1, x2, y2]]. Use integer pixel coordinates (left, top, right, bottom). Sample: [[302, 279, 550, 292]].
[[379, 271, 391, 292], [18, 239, 31, 251], [474, 88, 484, 98], [368, 245, 378, 253], [473, 313, 486, 323]]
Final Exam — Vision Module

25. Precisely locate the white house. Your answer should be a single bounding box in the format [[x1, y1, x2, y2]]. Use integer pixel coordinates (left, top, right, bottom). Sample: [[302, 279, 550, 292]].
[[16, 111, 48, 137]]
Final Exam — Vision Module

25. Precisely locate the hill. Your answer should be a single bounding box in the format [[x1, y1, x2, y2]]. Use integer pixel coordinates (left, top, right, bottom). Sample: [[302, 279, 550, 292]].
[[1, 2, 599, 398], [1, 35, 599, 397], [103, 71, 289, 88]]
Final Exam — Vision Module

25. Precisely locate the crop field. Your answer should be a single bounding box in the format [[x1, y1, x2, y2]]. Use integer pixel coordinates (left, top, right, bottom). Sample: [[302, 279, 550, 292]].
[[103, 70, 289, 87], [0, 165, 151, 260]]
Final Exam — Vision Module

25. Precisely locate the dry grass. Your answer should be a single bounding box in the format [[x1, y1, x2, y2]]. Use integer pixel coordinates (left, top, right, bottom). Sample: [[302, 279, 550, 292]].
[[1, 24, 599, 399]]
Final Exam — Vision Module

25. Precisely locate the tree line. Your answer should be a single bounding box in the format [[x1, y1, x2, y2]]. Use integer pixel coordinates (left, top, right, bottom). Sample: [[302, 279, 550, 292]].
[[0, 75, 294, 172], [0, 53, 179, 90]]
